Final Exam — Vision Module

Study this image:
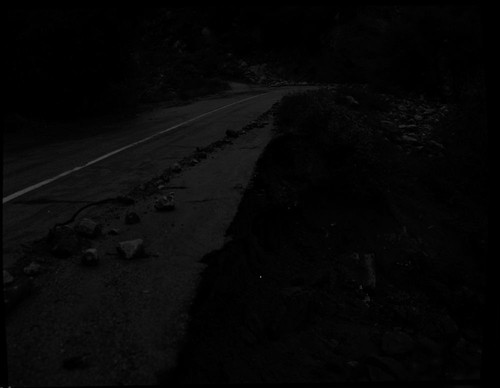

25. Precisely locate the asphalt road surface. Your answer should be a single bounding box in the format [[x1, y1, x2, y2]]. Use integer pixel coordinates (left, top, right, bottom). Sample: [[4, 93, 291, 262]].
[[3, 84, 311, 269], [4, 83, 314, 386]]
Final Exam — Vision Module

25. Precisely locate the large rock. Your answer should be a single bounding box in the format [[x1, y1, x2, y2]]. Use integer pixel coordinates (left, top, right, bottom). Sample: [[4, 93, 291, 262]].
[[75, 218, 101, 238], [117, 239, 145, 260]]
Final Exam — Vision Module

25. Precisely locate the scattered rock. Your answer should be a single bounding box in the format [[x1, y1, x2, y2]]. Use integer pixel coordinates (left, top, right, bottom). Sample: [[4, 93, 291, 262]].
[[345, 95, 359, 106], [117, 239, 145, 259], [81, 248, 99, 266], [428, 140, 445, 150], [381, 330, 414, 355], [4, 270, 14, 285], [125, 212, 140, 225], [400, 135, 419, 144], [50, 225, 80, 258], [155, 192, 175, 211], [23, 262, 42, 276], [226, 129, 239, 138], [172, 163, 182, 173], [75, 218, 101, 238]]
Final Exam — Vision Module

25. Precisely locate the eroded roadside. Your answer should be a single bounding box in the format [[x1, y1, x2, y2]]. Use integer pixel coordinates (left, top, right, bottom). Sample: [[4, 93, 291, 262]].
[[165, 88, 488, 384], [4, 106, 277, 386]]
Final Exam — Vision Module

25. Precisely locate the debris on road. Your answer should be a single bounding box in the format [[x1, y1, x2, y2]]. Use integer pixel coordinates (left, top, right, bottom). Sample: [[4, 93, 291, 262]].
[[117, 239, 145, 259], [75, 218, 102, 238], [155, 192, 175, 211], [23, 262, 43, 276], [81, 248, 99, 266]]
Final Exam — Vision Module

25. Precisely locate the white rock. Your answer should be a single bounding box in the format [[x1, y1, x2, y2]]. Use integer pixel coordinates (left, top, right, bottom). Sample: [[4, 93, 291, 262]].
[[117, 239, 144, 259]]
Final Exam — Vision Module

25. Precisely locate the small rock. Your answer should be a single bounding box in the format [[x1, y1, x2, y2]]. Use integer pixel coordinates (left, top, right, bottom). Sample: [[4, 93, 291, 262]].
[[4, 270, 14, 285], [362, 253, 376, 290], [108, 228, 120, 235], [226, 129, 238, 138], [81, 248, 99, 266], [414, 114, 423, 121], [4, 277, 33, 310], [117, 239, 145, 259], [398, 124, 418, 130], [345, 95, 359, 106], [157, 184, 167, 190], [428, 140, 445, 150], [75, 218, 101, 238], [172, 163, 182, 173], [400, 135, 419, 144], [124, 212, 140, 225], [23, 262, 42, 276], [382, 330, 414, 355], [190, 159, 199, 166], [155, 192, 175, 211]]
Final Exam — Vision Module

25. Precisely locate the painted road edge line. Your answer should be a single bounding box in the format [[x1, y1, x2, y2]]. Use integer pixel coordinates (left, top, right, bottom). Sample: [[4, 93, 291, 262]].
[[3, 91, 272, 204]]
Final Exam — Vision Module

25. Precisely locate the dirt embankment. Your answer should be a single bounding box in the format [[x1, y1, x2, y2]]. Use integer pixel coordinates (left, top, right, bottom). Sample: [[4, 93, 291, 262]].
[[165, 87, 488, 383]]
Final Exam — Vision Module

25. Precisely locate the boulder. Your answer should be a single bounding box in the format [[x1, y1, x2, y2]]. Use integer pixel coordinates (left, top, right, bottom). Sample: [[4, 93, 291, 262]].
[[117, 239, 145, 259], [75, 218, 101, 238]]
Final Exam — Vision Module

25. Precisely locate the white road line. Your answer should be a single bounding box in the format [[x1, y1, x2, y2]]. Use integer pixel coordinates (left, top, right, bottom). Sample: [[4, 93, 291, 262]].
[[3, 91, 272, 204]]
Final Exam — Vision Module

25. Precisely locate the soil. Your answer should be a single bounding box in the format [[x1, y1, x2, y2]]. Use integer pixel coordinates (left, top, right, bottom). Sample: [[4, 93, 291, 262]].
[[164, 89, 489, 383]]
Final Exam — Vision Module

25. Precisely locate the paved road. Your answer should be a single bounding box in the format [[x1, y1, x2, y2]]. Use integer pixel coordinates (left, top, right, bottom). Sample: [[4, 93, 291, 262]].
[[3, 85, 309, 269], [4, 84, 315, 386]]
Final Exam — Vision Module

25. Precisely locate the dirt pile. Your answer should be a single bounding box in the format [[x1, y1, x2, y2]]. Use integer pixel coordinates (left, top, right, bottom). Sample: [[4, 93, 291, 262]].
[[166, 87, 487, 383]]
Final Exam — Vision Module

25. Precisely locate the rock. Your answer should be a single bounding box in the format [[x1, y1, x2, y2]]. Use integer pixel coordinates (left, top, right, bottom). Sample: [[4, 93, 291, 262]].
[[117, 239, 145, 259], [428, 140, 445, 150], [81, 248, 99, 266], [382, 330, 414, 355], [4, 270, 14, 285], [345, 95, 359, 106], [50, 225, 80, 258], [23, 262, 42, 276], [124, 212, 140, 225], [75, 218, 101, 238], [362, 253, 376, 290], [366, 355, 407, 380], [398, 124, 417, 130], [226, 129, 239, 138], [190, 159, 199, 166], [172, 163, 182, 173], [108, 228, 120, 235], [155, 192, 175, 211], [414, 114, 423, 121], [400, 135, 419, 144]]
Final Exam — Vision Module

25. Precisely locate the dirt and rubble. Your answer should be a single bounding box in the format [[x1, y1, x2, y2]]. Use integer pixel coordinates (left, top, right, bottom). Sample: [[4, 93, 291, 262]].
[[165, 87, 488, 383]]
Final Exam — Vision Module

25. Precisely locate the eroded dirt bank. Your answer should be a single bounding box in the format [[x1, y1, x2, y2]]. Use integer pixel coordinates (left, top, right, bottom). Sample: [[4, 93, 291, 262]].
[[166, 88, 488, 384]]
